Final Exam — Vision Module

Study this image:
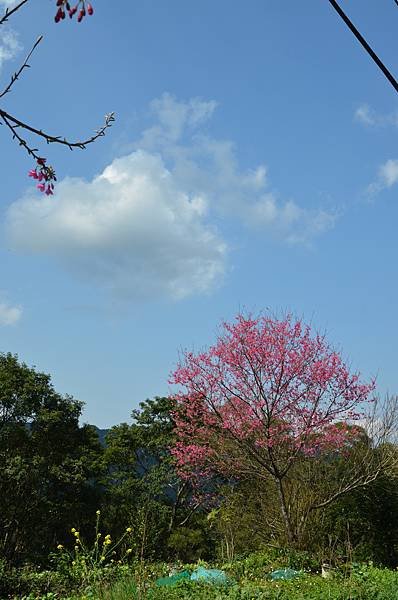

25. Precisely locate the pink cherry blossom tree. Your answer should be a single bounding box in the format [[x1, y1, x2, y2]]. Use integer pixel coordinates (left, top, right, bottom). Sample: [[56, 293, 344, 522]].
[[0, 1, 113, 195], [170, 313, 392, 544]]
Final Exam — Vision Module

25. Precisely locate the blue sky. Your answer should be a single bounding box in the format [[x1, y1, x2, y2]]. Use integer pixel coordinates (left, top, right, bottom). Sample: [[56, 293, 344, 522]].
[[0, 0, 397, 427]]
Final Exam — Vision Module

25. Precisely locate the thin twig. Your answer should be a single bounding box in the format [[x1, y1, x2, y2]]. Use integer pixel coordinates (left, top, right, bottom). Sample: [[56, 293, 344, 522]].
[[0, 36, 43, 99], [0, 0, 29, 26]]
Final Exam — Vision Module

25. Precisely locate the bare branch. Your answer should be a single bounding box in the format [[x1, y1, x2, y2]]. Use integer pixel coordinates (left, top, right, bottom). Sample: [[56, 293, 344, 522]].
[[1, 112, 56, 189], [0, 0, 29, 26], [0, 108, 115, 151], [0, 35, 43, 99], [1, 111, 41, 162]]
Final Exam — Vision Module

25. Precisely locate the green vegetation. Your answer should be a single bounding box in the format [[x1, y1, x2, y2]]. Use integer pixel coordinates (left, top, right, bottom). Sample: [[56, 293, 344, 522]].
[[4, 554, 398, 599], [1, 351, 398, 599]]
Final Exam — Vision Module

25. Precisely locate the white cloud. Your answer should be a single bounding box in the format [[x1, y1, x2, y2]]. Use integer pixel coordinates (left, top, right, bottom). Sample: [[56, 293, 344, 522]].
[[6, 94, 335, 301], [0, 298, 22, 326], [0, 28, 21, 72], [379, 159, 398, 187], [355, 104, 376, 126], [7, 150, 226, 300], [140, 94, 218, 148], [367, 159, 398, 196], [355, 103, 398, 128], [138, 94, 336, 243]]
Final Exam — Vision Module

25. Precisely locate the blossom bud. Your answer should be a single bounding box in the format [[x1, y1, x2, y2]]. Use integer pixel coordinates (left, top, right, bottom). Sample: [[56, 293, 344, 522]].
[[87, 3, 94, 15]]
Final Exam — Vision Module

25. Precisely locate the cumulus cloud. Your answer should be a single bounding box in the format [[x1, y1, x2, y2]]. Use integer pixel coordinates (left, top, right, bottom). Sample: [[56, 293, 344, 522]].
[[138, 94, 336, 242], [0, 298, 22, 326], [0, 28, 21, 72], [6, 94, 335, 301], [367, 159, 398, 196], [7, 150, 226, 300]]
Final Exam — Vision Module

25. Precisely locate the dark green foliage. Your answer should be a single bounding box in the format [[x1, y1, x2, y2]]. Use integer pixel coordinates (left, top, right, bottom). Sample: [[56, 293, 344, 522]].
[[167, 528, 208, 562], [0, 353, 104, 566], [101, 397, 210, 561], [315, 475, 398, 566]]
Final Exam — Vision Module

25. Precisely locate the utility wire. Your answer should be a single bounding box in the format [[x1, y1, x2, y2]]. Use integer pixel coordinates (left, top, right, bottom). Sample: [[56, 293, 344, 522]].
[[327, 0, 398, 95]]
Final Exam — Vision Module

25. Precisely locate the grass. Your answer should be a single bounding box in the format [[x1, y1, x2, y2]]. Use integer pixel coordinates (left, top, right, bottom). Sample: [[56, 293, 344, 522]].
[[7, 554, 398, 599], [75, 563, 398, 600]]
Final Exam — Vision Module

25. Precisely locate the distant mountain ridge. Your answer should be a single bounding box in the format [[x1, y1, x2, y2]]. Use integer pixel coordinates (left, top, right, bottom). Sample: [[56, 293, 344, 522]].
[[92, 427, 109, 447]]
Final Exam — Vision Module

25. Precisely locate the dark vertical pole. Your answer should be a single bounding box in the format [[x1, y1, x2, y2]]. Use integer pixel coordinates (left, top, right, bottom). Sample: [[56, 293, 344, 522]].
[[327, 0, 398, 94]]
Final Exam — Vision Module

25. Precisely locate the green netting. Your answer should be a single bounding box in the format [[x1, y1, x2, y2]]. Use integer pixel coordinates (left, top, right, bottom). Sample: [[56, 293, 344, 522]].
[[270, 568, 301, 580], [155, 570, 191, 587], [190, 566, 229, 585]]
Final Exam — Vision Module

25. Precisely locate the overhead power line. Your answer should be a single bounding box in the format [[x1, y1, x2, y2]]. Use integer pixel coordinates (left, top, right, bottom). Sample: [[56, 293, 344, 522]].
[[327, 0, 398, 95]]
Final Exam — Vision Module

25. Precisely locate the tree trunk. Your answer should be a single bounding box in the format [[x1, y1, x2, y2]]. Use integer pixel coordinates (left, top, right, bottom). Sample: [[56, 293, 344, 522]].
[[276, 478, 296, 544]]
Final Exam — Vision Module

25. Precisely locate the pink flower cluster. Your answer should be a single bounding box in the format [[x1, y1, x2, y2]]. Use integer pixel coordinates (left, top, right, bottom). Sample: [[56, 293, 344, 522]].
[[28, 158, 56, 196], [54, 0, 94, 23]]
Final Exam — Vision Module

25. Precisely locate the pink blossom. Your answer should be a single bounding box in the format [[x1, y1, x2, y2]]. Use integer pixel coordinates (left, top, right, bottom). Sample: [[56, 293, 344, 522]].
[[29, 159, 57, 194], [54, 1, 94, 23], [170, 313, 376, 483]]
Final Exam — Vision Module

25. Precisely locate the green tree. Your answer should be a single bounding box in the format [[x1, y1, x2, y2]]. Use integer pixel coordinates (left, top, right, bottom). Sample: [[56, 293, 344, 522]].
[[102, 397, 208, 560], [0, 353, 103, 565]]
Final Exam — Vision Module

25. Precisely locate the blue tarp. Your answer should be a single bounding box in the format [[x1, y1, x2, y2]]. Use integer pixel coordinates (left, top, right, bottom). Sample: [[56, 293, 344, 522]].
[[156, 567, 230, 587], [190, 566, 229, 585], [155, 570, 191, 586]]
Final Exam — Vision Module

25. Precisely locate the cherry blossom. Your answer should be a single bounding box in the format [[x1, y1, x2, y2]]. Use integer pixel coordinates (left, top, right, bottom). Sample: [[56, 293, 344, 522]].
[[171, 313, 375, 478]]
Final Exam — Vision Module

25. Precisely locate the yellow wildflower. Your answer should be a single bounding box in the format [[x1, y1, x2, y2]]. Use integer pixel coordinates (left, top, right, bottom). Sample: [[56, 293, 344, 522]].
[[126, 527, 132, 533], [57, 544, 63, 550], [96, 510, 101, 516]]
